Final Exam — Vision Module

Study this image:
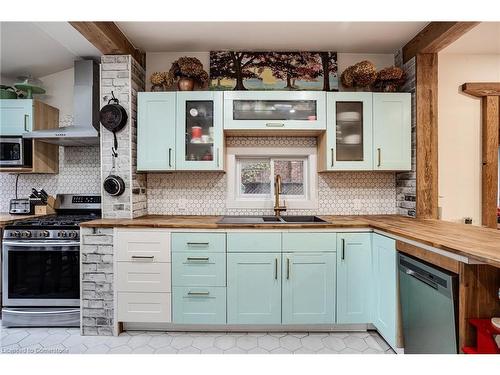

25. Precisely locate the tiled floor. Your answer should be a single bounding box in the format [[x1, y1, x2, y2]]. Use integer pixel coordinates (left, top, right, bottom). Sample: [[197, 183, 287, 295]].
[[0, 324, 395, 354]]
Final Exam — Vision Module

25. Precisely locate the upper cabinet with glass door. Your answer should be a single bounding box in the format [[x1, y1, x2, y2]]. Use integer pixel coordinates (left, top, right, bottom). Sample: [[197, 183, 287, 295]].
[[176, 91, 224, 171], [223, 91, 326, 132], [321, 92, 373, 171]]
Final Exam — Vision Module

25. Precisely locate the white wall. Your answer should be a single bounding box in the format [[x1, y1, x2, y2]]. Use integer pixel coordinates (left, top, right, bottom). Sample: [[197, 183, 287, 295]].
[[37, 67, 74, 120], [438, 53, 500, 225], [145, 52, 394, 91]]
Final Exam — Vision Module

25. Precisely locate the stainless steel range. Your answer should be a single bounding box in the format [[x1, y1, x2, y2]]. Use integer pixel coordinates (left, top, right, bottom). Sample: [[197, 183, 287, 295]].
[[2, 194, 101, 327]]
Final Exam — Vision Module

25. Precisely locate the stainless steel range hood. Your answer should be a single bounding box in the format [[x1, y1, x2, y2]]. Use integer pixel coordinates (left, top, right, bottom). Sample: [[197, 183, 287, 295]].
[[23, 60, 100, 146]]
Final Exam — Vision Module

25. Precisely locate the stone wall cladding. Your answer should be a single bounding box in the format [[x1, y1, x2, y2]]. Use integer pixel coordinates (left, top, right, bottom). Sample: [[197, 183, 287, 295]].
[[80, 227, 115, 336], [100, 55, 146, 219], [395, 49, 416, 217]]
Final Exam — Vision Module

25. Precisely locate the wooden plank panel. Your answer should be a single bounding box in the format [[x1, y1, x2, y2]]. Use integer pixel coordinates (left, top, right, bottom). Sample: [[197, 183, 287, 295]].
[[481, 96, 499, 228], [458, 263, 500, 350], [403, 22, 480, 63], [70, 22, 145, 67], [396, 240, 459, 273], [32, 101, 59, 174], [416, 53, 439, 219], [462, 82, 500, 97]]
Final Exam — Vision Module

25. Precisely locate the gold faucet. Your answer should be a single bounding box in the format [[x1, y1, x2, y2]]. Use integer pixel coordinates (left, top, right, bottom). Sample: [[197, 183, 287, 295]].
[[274, 174, 287, 217]]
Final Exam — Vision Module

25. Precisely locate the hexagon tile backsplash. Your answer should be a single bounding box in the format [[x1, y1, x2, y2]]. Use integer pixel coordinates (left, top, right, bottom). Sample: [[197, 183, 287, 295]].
[[147, 137, 397, 216]]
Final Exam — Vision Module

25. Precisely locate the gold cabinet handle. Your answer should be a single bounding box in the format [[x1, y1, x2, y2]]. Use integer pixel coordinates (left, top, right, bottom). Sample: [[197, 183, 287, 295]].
[[286, 257, 290, 279], [131, 255, 154, 260], [186, 242, 209, 246], [341, 239, 345, 261], [331, 148, 334, 167], [24, 114, 29, 132], [168, 148, 172, 167], [186, 256, 209, 261], [216, 147, 220, 167], [266, 122, 285, 127], [274, 257, 278, 280], [377, 148, 381, 167]]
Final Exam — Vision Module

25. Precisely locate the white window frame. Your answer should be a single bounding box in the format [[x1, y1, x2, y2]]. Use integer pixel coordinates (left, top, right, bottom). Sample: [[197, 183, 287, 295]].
[[226, 146, 318, 210]]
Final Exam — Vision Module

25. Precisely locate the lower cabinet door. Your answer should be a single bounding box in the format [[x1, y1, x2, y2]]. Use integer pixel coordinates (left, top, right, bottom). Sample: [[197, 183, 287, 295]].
[[372, 234, 397, 348], [282, 253, 336, 324], [336, 233, 372, 324], [227, 253, 281, 324], [172, 286, 226, 324]]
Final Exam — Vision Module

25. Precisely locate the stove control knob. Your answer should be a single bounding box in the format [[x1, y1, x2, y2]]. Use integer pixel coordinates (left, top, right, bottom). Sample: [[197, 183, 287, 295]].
[[69, 231, 78, 239], [14, 231, 21, 237], [22, 231, 32, 238], [42, 230, 50, 238]]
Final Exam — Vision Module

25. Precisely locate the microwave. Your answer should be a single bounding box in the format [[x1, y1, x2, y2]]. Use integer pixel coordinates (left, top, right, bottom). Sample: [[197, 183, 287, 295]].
[[0, 136, 32, 167]]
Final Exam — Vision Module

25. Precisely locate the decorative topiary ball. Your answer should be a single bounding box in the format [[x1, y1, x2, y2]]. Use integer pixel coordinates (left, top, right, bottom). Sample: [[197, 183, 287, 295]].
[[150, 72, 165, 85], [352, 60, 377, 87]]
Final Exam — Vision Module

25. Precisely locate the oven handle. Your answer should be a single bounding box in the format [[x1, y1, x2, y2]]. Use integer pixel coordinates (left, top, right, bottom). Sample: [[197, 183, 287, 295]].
[[3, 241, 80, 247], [2, 308, 80, 315]]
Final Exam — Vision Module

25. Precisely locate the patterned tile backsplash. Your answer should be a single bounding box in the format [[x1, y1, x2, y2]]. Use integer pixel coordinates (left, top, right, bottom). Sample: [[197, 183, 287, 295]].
[[147, 137, 397, 216], [0, 116, 101, 212]]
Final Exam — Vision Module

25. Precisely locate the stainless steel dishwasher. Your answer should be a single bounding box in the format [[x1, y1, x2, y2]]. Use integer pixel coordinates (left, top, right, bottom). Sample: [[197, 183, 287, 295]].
[[399, 253, 459, 354]]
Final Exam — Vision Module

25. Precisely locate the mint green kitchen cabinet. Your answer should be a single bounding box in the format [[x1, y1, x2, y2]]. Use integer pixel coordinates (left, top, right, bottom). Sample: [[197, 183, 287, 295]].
[[324, 92, 373, 171], [172, 232, 226, 253], [176, 91, 223, 171], [227, 252, 281, 324], [227, 232, 281, 253], [372, 233, 398, 348], [223, 91, 326, 131], [137, 92, 176, 171], [336, 233, 372, 324], [282, 232, 336, 252], [282, 253, 336, 324], [0, 99, 33, 135], [373, 93, 411, 171], [173, 286, 226, 324]]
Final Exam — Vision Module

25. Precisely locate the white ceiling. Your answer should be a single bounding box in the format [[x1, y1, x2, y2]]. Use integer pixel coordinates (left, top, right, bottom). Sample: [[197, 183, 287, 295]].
[[0, 22, 101, 79], [441, 22, 500, 54], [117, 22, 428, 53]]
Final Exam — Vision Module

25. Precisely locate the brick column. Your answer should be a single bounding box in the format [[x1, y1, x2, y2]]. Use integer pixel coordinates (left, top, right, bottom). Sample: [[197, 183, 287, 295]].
[[80, 227, 115, 336], [100, 55, 147, 219]]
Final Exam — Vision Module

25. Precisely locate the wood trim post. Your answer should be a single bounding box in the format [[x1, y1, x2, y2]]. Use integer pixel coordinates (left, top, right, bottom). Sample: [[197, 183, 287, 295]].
[[481, 96, 499, 228], [416, 53, 439, 219], [461, 83, 500, 228]]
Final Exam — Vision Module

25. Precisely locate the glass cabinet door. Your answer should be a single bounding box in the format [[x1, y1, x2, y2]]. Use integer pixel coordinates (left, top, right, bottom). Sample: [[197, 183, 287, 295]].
[[176, 92, 223, 170], [326, 92, 373, 170], [224, 91, 326, 130]]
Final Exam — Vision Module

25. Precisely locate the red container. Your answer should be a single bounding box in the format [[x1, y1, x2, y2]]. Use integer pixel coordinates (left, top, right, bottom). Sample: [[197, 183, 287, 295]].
[[191, 126, 202, 140]]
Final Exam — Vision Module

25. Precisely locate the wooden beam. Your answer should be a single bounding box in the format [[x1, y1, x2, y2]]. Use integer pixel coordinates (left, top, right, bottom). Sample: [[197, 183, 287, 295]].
[[462, 82, 500, 97], [481, 96, 499, 228], [403, 22, 480, 63], [416, 53, 439, 219], [70, 22, 145, 67]]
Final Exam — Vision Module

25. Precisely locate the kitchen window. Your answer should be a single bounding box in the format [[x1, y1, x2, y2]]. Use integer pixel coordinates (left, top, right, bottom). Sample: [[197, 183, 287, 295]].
[[226, 147, 317, 209]]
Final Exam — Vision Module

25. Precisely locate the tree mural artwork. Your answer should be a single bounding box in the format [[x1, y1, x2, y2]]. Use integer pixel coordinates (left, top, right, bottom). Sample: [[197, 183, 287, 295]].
[[209, 51, 338, 91]]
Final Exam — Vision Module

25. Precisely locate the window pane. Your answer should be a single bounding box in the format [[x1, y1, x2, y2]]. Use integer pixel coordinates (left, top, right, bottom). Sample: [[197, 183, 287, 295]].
[[240, 159, 271, 195], [273, 160, 304, 196]]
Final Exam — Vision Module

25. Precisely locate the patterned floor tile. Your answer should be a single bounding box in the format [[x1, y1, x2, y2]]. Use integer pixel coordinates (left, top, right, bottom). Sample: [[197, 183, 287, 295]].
[[0, 323, 396, 355]]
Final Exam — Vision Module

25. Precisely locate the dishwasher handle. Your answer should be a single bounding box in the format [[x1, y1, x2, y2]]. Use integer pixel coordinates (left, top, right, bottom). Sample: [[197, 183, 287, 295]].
[[405, 269, 439, 290]]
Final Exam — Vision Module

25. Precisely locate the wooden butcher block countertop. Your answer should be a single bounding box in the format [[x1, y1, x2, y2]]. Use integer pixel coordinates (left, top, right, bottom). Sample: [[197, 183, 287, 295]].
[[0, 213, 47, 227], [81, 214, 500, 268]]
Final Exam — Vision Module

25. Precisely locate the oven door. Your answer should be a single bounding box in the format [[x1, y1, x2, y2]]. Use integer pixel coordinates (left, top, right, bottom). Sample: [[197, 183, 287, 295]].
[[2, 240, 80, 307]]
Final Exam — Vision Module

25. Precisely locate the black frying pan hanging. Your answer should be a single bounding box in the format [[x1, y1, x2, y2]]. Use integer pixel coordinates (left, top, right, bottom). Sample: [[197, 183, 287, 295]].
[[100, 91, 128, 155]]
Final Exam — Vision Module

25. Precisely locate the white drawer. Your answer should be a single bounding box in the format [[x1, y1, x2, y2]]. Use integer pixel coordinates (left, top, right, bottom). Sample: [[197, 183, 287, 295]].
[[117, 292, 171, 323], [116, 262, 171, 293], [115, 230, 171, 262]]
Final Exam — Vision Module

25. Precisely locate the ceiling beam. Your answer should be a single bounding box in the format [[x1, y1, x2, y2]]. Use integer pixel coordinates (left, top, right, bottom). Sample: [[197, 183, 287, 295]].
[[69, 22, 145, 67], [403, 22, 480, 63]]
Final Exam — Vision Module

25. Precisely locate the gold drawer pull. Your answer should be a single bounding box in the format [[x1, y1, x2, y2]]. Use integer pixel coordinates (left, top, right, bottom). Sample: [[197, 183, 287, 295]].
[[131, 255, 154, 260], [186, 257, 209, 261], [187, 242, 209, 246]]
